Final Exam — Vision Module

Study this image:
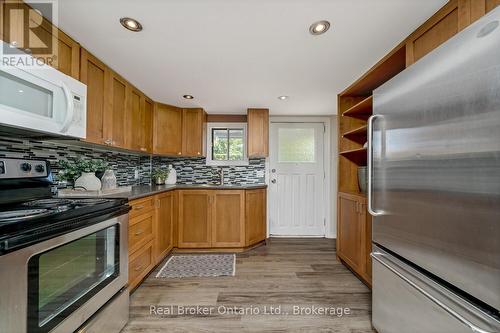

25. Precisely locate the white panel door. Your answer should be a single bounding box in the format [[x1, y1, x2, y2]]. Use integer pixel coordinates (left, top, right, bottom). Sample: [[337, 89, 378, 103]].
[[269, 122, 325, 236]]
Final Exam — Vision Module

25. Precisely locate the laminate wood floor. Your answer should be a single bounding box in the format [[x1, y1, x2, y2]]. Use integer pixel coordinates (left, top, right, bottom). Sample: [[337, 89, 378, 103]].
[[123, 238, 374, 333]]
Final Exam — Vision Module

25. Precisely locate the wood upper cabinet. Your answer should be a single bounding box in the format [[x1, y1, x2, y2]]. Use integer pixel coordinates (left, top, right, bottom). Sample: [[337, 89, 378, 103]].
[[212, 190, 245, 248], [154, 103, 183, 156], [80, 49, 108, 145], [142, 97, 154, 153], [178, 190, 212, 248], [405, 0, 500, 66], [0, 0, 79, 79], [245, 189, 267, 246], [182, 108, 206, 157], [126, 85, 143, 151], [247, 108, 269, 158], [337, 192, 371, 286], [155, 192, 174, 262], [106, 70, 128, 149]]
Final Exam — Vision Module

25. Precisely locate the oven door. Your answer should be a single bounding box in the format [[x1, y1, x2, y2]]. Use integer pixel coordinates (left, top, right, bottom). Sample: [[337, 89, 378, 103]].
[[0, 214, 128, 333]]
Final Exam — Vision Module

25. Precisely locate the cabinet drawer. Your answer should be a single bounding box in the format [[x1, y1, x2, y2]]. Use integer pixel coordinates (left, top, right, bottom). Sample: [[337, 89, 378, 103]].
[[129, 196, 155, 218], [128, 240, 154, 290], [129, 211, 154, 254]]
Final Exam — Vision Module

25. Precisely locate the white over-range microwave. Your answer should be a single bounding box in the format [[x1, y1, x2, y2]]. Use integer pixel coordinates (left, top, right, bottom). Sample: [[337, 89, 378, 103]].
[[0, 41, 87, 138]]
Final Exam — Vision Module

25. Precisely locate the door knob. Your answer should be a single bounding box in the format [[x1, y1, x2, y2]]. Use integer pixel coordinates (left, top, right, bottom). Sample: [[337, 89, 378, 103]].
[[271, 179, 276, 184]]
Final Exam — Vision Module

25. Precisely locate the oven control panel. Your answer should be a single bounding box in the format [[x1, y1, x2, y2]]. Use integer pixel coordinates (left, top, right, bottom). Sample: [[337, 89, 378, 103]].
[[0, 158, 49, 179]]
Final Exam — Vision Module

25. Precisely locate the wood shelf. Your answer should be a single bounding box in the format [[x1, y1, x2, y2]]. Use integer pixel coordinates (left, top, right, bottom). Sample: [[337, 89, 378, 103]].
[[339, 147, 367, 165], [342, 96, 372, 119], [342, 125, 367, 144]]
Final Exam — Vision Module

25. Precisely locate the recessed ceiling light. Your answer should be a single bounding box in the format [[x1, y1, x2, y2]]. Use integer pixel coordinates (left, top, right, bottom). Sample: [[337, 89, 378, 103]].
[[120, 17, 143, 32], [278, 95, 289, 100], [183, 95, 194, 100], [309, 20, 330, 35]]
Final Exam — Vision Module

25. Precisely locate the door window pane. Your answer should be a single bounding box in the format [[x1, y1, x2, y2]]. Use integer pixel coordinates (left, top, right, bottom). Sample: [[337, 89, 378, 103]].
[[278, 128, 315, 162], [0, 70, 53, 117]]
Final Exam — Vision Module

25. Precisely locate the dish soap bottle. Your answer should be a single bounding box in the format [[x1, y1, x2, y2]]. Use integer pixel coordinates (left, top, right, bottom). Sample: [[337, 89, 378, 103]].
[[166, 165, 177, 184]]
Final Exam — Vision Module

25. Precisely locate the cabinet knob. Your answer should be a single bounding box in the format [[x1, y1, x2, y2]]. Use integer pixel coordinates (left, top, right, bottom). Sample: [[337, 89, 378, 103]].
[[105, 139, 112, 145], [140, 147, 147, 152], [197, 152, 200, 155], [177, 152, 181, 155]]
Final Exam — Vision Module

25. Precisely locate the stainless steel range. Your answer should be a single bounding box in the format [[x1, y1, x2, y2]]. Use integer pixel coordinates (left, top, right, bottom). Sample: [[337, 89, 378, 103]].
[[0, 157, 130, 333]]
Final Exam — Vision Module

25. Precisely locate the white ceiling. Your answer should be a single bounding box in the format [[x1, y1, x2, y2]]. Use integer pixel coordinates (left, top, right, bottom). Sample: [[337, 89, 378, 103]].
[[56, 0, 447, 115]]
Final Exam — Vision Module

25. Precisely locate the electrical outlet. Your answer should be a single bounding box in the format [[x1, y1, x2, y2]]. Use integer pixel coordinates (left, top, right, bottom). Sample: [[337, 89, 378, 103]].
[[134, 169, 139, 180]]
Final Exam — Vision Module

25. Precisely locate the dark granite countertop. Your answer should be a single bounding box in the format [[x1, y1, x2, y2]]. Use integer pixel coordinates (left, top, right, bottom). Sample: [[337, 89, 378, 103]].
[[108, 184, 268, 201]]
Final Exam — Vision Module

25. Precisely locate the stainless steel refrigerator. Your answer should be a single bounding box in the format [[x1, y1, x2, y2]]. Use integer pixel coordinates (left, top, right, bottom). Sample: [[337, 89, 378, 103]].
[[369, 6, 500, 333]]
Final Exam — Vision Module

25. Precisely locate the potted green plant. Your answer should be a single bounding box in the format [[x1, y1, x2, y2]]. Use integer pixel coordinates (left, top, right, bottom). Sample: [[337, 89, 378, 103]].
[[58, 159, 108, 190], [151, 168, 169, 185]]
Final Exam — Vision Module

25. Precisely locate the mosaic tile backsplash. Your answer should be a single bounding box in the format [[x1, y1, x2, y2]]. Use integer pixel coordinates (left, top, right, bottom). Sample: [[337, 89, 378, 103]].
[[0, 136, 266, 186], [153, 157, 266, 185]]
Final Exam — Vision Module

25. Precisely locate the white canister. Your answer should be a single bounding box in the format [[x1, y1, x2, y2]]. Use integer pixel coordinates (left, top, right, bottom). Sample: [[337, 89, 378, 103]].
[[75, 172, 102, 191], [101, 169, 117, 191], [166, 165, 177, 184]]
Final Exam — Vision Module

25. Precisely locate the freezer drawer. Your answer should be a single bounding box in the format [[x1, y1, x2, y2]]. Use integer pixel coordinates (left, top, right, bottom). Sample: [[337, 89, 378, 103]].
[[372, 246, 500, 333]]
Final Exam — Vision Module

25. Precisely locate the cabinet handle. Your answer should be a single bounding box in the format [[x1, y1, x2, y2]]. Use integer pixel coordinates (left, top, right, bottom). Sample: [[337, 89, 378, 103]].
[[135, 229, 144, 236], [177, 152, 182, 155], [197, 152, 200, 155], [105, 139, 112, 145], [140, 147, 147, 152], [134, 264, 144, 272], [134, 205, 145, 210]]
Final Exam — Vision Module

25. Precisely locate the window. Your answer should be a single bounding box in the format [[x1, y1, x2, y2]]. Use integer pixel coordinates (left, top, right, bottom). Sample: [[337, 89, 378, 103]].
[[278, 128, 316, 163], [206, 123, 248, 165]]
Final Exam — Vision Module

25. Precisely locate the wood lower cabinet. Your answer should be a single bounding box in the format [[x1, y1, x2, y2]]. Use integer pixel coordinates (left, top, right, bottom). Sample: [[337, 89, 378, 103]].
[[178, 190, 212, 248], [128, 239, 155, 291], [212, 190, 245, 247], [155, 192, 174, 262], [245, 189, 267, 246], [247, 108, 269, 158], [337, 192, 371, 286], [154, 103, 183, 156]]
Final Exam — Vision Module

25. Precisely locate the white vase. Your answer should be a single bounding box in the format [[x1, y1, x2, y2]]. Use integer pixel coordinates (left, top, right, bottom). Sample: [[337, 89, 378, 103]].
[[75, 172, 102, 191], [166, 165, 177, 184]]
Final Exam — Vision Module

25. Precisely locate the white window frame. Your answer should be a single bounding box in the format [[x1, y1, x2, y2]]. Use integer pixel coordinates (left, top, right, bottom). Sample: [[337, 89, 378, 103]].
[[206, 122, 249, 166]]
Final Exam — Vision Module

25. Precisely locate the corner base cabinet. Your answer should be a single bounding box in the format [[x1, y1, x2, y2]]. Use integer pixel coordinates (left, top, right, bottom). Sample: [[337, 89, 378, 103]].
[[337, 192, 372, 286]]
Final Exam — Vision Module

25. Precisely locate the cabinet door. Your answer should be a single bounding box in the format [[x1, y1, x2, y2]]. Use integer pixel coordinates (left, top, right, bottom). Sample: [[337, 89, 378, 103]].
[[154, 103, 183, 155], [212, 190, 245, 248], [142, 97, 154, 153], [155, 192, 174, 262], [1, 1, 80, 79], [178, 190, 211, 248], [338, 195, 364, 273], [245, 189, 267, 246], [106, 71, 127, 148], [80, 49, 108, 145], [469, 0, 500, 23], [126, 85, 142, 151], [406, 0, 462, 66], [247, 108, 269, 158], [182, 108, 205, 157]]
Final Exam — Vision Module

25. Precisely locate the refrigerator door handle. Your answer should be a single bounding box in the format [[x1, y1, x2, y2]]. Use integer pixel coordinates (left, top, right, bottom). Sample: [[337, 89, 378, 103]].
[[371, 252, 497, 333], [367, 114, 384, 216]]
